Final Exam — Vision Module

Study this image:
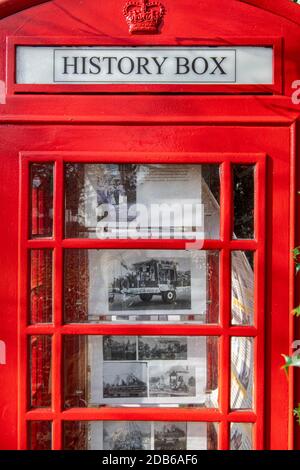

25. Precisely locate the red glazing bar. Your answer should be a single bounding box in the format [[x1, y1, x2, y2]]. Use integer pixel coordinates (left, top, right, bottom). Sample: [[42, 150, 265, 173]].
[[25, 407, 255, 423], [20, 151, 264, 165], [61, 408, 224, 422], [26, 238, 258, 251], [219, 161, 232, 450], [52, 159, 64, 449], [25, 324, 258, 337]]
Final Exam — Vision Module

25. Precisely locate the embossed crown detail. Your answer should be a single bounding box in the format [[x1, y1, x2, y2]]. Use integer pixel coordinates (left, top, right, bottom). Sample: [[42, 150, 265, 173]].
[[123, 0, 165, 34]]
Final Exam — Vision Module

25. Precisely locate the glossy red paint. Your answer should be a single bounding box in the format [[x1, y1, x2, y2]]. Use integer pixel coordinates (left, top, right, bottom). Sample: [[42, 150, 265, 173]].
[[0, 0, 49, 19], [123, 0, 166, 35], [0, 0, 298, 451]]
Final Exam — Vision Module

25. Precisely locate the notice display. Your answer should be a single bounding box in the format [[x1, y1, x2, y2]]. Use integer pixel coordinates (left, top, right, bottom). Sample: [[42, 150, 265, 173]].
[[16, 46, 273, 85]]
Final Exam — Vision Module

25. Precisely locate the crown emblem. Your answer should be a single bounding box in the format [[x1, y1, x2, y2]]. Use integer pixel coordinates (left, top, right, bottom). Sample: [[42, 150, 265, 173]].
[[123, 0, 165, 34]]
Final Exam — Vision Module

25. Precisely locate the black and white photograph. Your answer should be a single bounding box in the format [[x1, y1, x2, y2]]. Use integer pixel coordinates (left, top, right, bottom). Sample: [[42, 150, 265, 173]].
[[108, 257, 192, 312], [96, 164, 137, 224], [65, 163, 205, 239], [149, 364, 196, 397], [81, 249, 207, 319], [88, 336, 210, 407], [103, 362, 147, 398], [103, 336, 137, 361], [86, 421, 212, 450], [138, 337, 188, 361], [103, 421, 151, 451], [154, 422, 187, 450]]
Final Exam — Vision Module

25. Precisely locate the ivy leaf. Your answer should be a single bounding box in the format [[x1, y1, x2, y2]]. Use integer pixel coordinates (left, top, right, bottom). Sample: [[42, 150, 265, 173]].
[[294, 405, 300, 426], [282, 355, 292, 375], [293, 247, 300, 261], [293, 305, 300, 317], [281, 354, 300, 375]]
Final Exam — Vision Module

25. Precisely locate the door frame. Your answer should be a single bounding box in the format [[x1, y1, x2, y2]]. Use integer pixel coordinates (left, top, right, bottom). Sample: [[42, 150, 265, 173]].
[[18, 150, 266, 450]]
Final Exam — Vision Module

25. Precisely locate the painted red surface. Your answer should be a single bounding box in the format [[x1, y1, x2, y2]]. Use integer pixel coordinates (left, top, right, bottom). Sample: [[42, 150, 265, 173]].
[[0, 0, 299, 450]]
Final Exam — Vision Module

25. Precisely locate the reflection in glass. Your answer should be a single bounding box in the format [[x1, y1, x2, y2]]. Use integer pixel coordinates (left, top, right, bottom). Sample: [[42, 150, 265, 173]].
[[231, 337, 254, 410], [64, 336, 219, 408], [30, 163, 53, 238], [230, 423, 253, 450], [65, 163, 220, 239], [231, 252, 254, 326], [202, 164, 220, 239], [64, 249, 219, 324], [233, 165, 254, 239], [28, 421, 52, 450], [30, 250, 53, 324], [63, 421, 218, 450], [30, 336, 52, 408]]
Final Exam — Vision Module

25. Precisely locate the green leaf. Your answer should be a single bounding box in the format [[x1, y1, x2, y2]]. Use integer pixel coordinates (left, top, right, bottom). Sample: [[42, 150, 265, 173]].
[[293, 305, 300, 317], [282, 355, 292, 375], [296, 264, 300, 275], [294, 406, 300, 426], [293, 247, 300, 260], [281, 354, 300, 374]]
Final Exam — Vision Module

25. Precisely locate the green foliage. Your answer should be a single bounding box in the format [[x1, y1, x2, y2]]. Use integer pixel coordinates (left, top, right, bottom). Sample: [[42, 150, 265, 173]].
[[292, 249, 300, 316], [282, 355, 300, 375], [294, 406, 300, 425], [293, 247, 300, 279], [293, 247, 300, 261], [289, 245, 300, 424], [293, 305, 300, 317]]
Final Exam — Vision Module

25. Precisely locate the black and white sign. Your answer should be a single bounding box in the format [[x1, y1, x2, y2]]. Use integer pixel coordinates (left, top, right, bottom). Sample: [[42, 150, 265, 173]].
[[16, 46, 273, 85]]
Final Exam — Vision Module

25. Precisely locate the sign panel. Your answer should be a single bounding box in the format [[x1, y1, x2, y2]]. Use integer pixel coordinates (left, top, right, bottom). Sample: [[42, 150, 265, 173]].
[[16, 46, 273, 85]]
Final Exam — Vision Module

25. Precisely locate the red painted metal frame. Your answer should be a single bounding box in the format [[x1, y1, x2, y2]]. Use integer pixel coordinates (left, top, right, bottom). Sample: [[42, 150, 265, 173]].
[[18, 151, 266, 450], [1, 0, 300, 24], [0, 0, 49, 19], [7, 36, 283, 96]]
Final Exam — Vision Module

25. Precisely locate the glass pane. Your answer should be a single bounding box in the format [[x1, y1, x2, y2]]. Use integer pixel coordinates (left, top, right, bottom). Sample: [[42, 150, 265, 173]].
[[30, 336, 52, 408], [63, 421, 218, 450], [28, 421, 52, 450], [30, 250, 53, 324], [64, 249, 219, 324], [30, 163, 53, 238], [65, 163, 220, 239], [231, 251, 254, 326], [233, 165, 254, 239], [64, 336, 219, 408], [230, 423, 253, 450], [231, 337, 254, 410], [202, 165, 220, 239]]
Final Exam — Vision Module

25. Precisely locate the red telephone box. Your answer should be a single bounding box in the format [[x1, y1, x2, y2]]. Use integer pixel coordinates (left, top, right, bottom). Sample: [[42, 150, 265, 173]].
[[0, 0, 299, 451]]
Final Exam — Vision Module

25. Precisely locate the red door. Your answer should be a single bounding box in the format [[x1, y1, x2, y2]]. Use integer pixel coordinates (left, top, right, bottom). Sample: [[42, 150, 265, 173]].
[[0, 122, 293, 450]]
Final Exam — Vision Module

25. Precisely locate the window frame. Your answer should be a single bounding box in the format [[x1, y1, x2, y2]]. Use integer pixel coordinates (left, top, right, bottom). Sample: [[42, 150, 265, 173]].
[[18, 151, 266, 450]]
